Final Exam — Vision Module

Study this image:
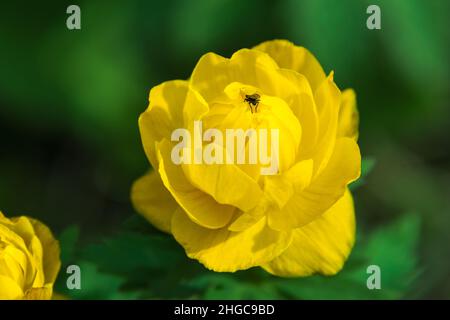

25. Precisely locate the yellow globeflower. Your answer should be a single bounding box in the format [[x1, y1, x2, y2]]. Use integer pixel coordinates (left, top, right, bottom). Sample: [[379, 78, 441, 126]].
[[132, 40, 361, 276], [0, 212, 61, 299]]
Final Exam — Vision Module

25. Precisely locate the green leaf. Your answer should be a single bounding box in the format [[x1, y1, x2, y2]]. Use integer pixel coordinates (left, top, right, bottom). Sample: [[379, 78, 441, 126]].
[[187, 272, 282, 300], [377, 0, 449, 95], [56, 212, 419, 300], [273, 213, 421, 299], [58, 225, 80, 265], [361, 157, 376, 177], [79, 228, 204, 299], [350, 157, 376, 190], [82, 232, 185, 274], [182, 213, 419, 300], [61, 262, 140, 300], [54, 225, 80, 295], [361, 212, 421, 297]]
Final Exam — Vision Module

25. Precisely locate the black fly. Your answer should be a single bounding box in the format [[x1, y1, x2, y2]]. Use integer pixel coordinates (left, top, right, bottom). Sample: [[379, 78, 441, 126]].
[[244, 93, 261, 113]]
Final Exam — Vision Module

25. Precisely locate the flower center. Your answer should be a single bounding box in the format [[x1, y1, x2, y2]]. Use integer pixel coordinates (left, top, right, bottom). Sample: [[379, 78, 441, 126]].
[[243, 93, 261, 113]]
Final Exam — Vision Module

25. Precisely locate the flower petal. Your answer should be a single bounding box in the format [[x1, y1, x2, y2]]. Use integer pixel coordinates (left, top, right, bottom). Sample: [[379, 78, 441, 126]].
[[131, 171, 178, 233], [263, 189, 356, 277], [263, 159, 313, 209], [139, 80, 189, 168], [338, 89, 359, 140], [253, 39, 326, 92], [278, 69, 319, 156], [180, 98, 266, 211], [182, 159, 264, 212], [23, 286, 52, 300], [157, 139, 235, 229], [28, 235, 45, 288], [0, 213, 59, 299], [308, 73, 341, 177], [190, 49, 295, 103], [0, 275, 24, 299], [0, 219, 36, 289], [171, 208, 292, 272], [268, 137, 360, 231], [0, 245, 27, 287]]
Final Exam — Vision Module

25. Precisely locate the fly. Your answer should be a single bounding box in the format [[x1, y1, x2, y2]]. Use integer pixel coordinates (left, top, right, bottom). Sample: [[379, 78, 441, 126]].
[[244, 93, 261, 113]]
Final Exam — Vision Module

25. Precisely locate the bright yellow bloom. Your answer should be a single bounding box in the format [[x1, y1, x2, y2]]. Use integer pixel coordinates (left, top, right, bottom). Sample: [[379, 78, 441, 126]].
[[132, 40, 361, 276], [0, 212, 61, 299]]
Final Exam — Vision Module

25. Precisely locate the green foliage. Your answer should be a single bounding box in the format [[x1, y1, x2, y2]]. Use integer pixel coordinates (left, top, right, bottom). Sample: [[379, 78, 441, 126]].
[[274, 213, 421, 299], [350, 157, 376, 190], [58, 225, 80, 264], [52, 157, 421, 300], [1, 0, 448, 299], [186, 272, 283, 300], [55, 211, 421, 300], [62, 262, 141, 300]]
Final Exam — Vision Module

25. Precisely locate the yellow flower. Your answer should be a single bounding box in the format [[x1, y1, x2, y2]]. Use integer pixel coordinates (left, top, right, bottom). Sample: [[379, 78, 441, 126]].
[[132, 40, 361, 276], [0, 211, 61, 299]]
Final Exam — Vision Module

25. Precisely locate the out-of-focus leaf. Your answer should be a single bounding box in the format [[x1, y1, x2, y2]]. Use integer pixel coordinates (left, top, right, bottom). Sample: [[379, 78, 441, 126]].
[[82, 232, 185, 273], [60, 262, 140, 300], [282, 0, 370, 85], [79, 225, 204, 299], [350, 157, 376, 190], [58, 225, 80, 264], [169, 0, 257, 59], [61, 212, 420, 299], [274, 213, 421, 299], [56, 226, 145, 299], [187, 273, 282, 300], [361, 212, 421, 297], [377, 0, 449, 95]]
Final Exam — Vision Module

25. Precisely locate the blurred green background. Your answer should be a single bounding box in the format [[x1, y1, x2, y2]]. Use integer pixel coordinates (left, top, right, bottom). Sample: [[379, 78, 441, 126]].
[[0, 0, 449, 299]]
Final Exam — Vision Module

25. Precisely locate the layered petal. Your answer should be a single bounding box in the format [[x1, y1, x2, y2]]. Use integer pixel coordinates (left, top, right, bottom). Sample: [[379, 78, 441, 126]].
[[29, 219, 60, 286], [0, 245, 28, 288], [131, 171, 178, 233], [134, 40, 361, 277], [139, 80, 189, 168], [171, 208, 292, 272], [263, 159, 313, 209], [0, 275, 24, 299], [278, 68, 319, 156], [0, 221, 36, 289], [263, 189, 356, 277], [182, 158, 264, 212], [308, 73, 341, 177], [0, 213, 60, 300], [268, 137, 361, 231], [23, 286, 52, 300], [157, 139, 235, 229], [338, 89, 359, 140], [190, 49, 297, 103], [253, 39, 326, 92], [201, 82, 303, 177]]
